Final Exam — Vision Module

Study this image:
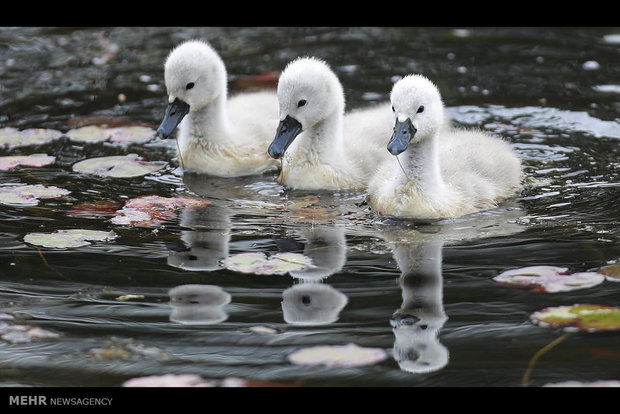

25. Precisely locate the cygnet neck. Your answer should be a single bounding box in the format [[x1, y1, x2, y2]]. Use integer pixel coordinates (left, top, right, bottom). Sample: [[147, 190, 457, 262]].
[[399, 132, 445, 193], [187, 93, 231, 144], [301, 111, 345, 164]]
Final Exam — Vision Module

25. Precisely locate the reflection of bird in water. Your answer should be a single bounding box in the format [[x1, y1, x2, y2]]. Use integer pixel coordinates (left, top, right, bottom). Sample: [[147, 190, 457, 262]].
[[282, 283, 348, 326], [281, 225, 348, 326], [167, 172, 283, 272], [288, 225, 347, 281], [167, 203, 230, 271], [168, 284, 231, 325], [381, 203, 526, 374], [389, 237, 448, 374]]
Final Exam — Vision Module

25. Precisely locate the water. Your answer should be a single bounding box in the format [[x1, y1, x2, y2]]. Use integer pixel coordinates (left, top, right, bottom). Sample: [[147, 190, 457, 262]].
[[0, 27, 619, 389]]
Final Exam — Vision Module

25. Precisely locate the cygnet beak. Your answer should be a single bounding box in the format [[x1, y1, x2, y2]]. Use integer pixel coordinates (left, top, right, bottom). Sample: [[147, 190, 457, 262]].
[[268, 115, 303, 159], [387, 118, 416, 156], [156, 98, 190, 139]]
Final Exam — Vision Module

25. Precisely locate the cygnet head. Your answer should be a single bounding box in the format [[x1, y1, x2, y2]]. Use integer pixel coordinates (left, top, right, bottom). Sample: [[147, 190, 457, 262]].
[[157, 40, 227, 139], [387, 74, 445, 156], [268, 57, 345, 159]]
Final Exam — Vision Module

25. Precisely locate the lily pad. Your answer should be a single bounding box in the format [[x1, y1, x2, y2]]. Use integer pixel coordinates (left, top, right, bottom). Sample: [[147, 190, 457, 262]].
[[122, 374, 296, 388], [531, 304, 620, 332], [493, 265, 605, 293], [66, 125, 155, 144], [0, 154, 56, 170], [0, 127, 63, 148], [287, 343, 388, 368], [0, 184, 70, 207], [72, 154, 166, 178], [223, 252, 313, 275], [599, 264, 620, 282], [111, 195, 211, 227], [24, 229, 117, 249]]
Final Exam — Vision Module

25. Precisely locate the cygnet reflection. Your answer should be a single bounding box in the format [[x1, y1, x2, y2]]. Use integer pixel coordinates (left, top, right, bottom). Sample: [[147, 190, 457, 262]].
[[281, 225, 348, 326], [288, 225, 347, 281], [382, 203, 527, 374], [167, 171, 280, 272], [282, 283, 348, 326], [389, 237, 448, 374], [169, 284, 231, 325], [167, 203, 230, 271]]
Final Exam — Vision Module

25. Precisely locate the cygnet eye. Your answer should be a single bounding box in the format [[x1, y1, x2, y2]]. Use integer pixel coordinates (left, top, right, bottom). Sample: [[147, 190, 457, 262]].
[[297, 99, 307, 108], [417, 105, 425, 113], [391, 105, 395, 112], [186, 82, 195, 90]]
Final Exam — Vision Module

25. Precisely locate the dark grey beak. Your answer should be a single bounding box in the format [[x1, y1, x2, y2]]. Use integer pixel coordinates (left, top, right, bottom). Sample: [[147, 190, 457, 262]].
[[268, 115, 303, 159], [387, 118, 416, 156], [157, 98, 190, 139]]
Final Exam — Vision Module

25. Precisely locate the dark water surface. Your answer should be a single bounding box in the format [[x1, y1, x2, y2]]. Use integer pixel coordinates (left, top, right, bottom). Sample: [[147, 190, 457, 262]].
[[0, 27, 619, 388]]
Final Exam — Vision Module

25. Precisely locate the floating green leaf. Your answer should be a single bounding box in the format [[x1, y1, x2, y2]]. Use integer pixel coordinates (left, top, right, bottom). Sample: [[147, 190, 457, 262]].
[[0, 154, 56, 170], [494, 265, 604, 293], [66, 125, 155, 144], [24, 229, 117, 249], [223, 252, 313, 275], [287, 343, 388, 368], [0, 127, 63, 148], [0, 184, 70, 207], [531, 304, 620, 332], [72, 154, 166, 178]]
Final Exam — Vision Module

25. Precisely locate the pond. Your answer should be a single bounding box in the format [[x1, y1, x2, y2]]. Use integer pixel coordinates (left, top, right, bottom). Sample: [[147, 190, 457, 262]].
[[0, 27, 619, 391]]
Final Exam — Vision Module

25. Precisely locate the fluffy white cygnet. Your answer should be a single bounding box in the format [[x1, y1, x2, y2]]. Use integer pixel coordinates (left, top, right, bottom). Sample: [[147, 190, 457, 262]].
[[367, 74, 522, 220], [267, 57, 393, 191], [157, 40, 280, 177]]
